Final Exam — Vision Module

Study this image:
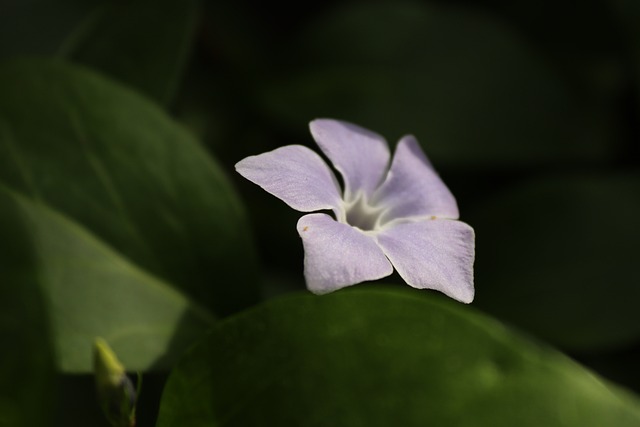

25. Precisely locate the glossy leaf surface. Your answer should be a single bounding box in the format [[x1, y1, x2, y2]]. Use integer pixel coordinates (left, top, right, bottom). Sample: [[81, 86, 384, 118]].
[[157, 288, 640, 427]]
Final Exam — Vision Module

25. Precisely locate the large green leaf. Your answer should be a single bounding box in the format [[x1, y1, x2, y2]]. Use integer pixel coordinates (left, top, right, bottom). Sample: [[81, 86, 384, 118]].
[[0, 192, 55, 425], [0, 58, 259, 317], [469, 174, 640, 352], [61, 0, 199, 106], [156, 288, 640, 427], [0, 186, 215, 373], [257, 1, 613, 169]]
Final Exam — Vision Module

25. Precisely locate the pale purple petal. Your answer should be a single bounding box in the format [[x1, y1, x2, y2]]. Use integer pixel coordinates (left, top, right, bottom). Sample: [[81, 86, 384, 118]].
[[235, 145, 342, 213], [310, 119, 390, 202], [297, 213, 393, 294], [376, 219, 475, 303], [373, 135, 459, 223]]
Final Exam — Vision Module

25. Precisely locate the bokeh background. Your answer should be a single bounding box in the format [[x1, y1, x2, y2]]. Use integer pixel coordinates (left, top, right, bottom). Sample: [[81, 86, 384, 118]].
[[2, 0, 640, 425]]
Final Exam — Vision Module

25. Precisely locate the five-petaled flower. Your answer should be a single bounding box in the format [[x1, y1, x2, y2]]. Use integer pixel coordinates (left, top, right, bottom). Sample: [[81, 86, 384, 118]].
[[235, 119, 475, 303]]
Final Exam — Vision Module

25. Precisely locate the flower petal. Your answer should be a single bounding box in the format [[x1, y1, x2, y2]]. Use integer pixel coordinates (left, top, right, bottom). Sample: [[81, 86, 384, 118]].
[[373, 135, 459, 223], [310, 119, 390, 202], [297, 213, 393, 294], [235, 145, 342, 213], [376, 219, 475, 303]]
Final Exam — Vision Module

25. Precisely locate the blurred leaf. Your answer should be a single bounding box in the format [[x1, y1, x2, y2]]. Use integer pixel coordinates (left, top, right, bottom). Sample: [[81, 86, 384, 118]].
[[0, 186, 215, 372], [578, 342, 640, 394], [469, 174, 640, 352], [258, 1, 612, 169], [0, 58, 259, 318], [0, 194, 55, 426], [156, 287, 640, 427], [0, 0, 103, 60], [61, 0, 199, 106]]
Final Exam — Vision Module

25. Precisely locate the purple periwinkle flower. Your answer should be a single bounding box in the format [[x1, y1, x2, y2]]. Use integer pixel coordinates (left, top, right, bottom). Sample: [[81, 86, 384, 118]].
[[235, 119, 475, 303]]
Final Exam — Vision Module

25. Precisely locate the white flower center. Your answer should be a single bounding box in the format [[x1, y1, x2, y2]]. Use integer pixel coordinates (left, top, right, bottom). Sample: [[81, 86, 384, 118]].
[[342, 193, 385, 232]]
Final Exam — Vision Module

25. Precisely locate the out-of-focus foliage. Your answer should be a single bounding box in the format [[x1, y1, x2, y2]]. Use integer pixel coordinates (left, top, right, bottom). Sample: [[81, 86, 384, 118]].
[[0, 195, 55, 427], [62, 0, 199, 106], [0, 59, 259, 318], [0, 0, 102, 60], [0, 184, 215, 372], [0, 59, 259, 372], [257, 2, 610, 169]]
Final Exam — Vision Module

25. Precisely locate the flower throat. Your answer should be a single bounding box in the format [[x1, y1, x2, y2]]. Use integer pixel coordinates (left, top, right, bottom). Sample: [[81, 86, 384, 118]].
[[343, 193, 384, 232]]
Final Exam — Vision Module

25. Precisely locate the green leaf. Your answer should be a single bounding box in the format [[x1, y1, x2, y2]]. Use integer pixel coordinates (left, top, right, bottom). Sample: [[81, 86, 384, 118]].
[[469, 174, 640, 352], [258, 2, 612, 169], [156, 288, 640, 427], [61, 0, 199, 106], [0, 186, 214, 373], [0, 193, 55, 426], [0, 58, 259, 318]]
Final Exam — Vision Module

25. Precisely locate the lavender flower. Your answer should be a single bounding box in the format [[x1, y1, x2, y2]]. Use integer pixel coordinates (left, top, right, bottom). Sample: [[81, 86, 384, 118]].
[[235, 119, 475, 303]]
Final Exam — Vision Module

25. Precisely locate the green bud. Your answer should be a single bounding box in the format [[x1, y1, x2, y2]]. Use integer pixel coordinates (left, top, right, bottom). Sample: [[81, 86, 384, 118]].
[[93, 337, 138, 427]]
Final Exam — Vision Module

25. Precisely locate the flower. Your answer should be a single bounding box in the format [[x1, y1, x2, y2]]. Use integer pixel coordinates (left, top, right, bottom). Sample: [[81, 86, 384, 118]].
[[235, 119, 475, 303]]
